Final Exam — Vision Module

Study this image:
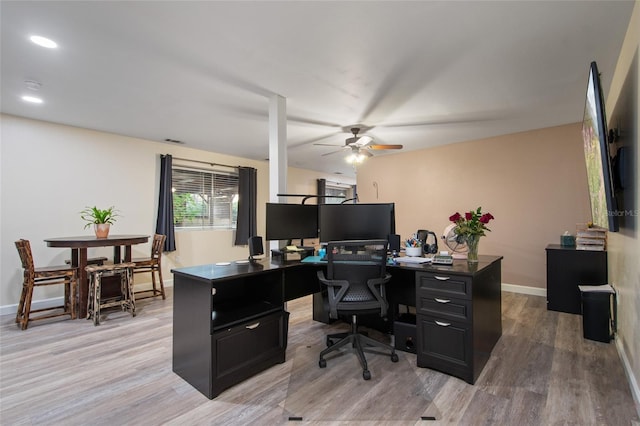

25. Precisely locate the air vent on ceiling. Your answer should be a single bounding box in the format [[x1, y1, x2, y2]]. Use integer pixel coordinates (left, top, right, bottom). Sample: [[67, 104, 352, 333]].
[[164, 138, 185, 144]]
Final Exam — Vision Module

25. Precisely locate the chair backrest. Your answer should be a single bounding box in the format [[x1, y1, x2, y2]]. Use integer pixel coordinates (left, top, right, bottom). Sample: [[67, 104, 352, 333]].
[[325, 239, 389, 305], [151, 234, 166, 260], [15, 239, 35, 273]]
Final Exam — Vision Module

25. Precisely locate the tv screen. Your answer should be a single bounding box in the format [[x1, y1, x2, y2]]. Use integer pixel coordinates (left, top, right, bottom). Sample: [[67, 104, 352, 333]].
[[265, 203, 318, 241], [582, 61, 618, 232], [318, 203, 395, 243]]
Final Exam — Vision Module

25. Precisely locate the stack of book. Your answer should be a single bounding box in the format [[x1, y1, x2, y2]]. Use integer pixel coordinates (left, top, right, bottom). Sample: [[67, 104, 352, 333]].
[[575, 224, 607, 251]]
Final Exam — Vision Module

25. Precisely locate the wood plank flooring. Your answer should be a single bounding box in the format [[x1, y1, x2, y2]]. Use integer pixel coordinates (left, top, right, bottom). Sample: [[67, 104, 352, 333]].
[[0, 290, 638, 425]]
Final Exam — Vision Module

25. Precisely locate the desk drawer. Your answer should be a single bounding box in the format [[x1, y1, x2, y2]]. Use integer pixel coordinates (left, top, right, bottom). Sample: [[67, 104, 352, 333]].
[[417, 314, 472, 382], [211, 310, 287, 397], [417, 295, 471, 322], [417, 272, 471, 300]]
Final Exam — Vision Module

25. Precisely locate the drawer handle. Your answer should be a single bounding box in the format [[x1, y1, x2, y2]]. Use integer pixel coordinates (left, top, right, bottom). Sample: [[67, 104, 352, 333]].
[[434, 276, 450, 281], [245, 322, 260, 330], [435, 321, 451, 327], [434, 298, 450, 304]]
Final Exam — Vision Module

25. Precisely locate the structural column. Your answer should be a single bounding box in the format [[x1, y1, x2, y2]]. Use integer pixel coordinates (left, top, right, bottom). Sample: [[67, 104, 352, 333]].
[[268, 94, 287, 251]]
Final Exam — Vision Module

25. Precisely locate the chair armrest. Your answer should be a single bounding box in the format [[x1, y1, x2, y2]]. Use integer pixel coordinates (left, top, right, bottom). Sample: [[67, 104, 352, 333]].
[[317, 270, 349, 319], [367, 273, 392, 316]]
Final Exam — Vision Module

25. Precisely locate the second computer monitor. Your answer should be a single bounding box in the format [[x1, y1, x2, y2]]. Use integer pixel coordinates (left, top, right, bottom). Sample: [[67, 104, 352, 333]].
[[318, 203, 395, 244]]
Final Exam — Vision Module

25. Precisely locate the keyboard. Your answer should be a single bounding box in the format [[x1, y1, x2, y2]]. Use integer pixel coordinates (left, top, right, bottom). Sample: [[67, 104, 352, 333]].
[[394, 256, 431, 264]]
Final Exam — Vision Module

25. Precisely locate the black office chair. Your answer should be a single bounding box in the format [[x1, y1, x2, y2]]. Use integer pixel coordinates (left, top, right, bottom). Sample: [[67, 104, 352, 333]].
[[317, 239, 398, 380]]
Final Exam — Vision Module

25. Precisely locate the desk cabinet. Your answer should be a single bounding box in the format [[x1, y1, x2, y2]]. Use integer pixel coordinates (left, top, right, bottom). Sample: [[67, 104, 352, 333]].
[[172, 263, 288, 399], [415, 259, 501, 384], [546, 244, 608, 314]]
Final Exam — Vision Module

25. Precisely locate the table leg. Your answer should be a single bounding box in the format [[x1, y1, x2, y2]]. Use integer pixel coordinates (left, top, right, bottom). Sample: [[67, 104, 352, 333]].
[[113, 246, 122, 264], [75, 249, 89, 318], [124, 245, 132, 262]]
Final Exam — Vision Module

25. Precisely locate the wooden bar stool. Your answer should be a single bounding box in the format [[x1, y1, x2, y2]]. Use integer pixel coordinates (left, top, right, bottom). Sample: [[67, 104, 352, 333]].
[[15, 239, 77, 330], [85, 262, 136, 326], [132, 234, 166, 300]]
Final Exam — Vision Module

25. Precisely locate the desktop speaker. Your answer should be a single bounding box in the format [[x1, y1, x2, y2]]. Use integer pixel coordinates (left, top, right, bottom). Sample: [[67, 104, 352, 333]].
[[248, 236, 264, 258], [388, 234, 401, 254]]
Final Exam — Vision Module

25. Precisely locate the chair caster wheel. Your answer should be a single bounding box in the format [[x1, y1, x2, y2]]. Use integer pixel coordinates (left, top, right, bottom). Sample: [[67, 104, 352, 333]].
[[391, 353, 399, 362], [319, 358, 327, 368], [326, 337, 334, 347], [363, 370, 371, 380]]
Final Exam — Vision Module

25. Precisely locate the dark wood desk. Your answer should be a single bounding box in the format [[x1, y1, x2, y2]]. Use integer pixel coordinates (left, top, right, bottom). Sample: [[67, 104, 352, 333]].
[[172, 255, 502, 398], [45, 234, 149, 317]]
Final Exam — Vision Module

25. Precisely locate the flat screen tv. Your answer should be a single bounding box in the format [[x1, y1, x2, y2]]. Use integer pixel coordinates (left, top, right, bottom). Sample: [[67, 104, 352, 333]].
[[582, 61, 618, 232], [318, 203, 395, 243], [265, 203, 318, 241]]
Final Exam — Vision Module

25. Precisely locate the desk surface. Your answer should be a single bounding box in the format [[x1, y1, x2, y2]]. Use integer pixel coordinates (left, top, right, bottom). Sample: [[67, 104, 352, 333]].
[[172, 254, 503, 282]]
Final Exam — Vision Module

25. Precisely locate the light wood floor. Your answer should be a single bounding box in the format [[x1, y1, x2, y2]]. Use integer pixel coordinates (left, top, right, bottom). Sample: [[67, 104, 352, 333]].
[[1, 290, 638, 425]]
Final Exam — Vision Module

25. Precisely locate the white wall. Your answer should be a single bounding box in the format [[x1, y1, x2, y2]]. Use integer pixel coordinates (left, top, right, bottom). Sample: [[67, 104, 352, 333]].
[[604, 0, 640, 409], [0, 114, 352, 310]]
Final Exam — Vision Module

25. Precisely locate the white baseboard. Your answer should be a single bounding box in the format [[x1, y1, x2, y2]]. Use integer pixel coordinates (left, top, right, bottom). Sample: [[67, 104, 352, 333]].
[[616, 338, 640, 417], [0, 279, 173, 317], [501, 282, 547, 297]]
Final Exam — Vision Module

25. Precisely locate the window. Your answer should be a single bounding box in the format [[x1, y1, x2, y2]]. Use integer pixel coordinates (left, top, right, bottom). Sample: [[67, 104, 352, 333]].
[[172, 166, 239, 229], [325, 184, 354, 204]]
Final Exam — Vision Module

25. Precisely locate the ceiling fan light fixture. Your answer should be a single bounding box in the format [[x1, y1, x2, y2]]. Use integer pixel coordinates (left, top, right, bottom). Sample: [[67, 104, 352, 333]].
[[346, 152, 366, 164]]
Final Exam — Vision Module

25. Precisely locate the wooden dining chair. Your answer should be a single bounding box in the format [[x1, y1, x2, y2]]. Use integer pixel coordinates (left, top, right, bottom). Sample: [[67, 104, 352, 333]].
[[132, 234, 166, 300], [15, 239, 77, 330]]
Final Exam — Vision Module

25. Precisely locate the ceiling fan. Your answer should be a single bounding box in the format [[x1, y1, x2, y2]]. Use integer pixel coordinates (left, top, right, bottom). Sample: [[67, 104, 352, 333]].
[[314, 127, 403, 162]]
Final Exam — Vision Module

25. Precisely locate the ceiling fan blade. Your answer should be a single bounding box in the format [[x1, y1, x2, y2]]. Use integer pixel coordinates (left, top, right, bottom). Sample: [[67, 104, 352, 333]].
[[313, 143, 343, 147], [368, 144, 403, 150], [321, 148, 347, 157]]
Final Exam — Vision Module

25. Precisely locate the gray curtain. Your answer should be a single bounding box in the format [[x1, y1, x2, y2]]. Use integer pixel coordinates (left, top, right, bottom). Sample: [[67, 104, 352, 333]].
[[234, 167, 257, 246], [156, 154, 176, 252], [317, 179, 326, 204]]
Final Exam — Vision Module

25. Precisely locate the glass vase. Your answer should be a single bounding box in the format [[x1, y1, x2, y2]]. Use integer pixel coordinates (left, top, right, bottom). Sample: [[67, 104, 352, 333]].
[[466, 234, 480, 263]]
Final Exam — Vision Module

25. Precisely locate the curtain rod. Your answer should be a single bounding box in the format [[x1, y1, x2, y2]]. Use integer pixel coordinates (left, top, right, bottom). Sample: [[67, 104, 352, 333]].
[[168, 155, 239, 170]]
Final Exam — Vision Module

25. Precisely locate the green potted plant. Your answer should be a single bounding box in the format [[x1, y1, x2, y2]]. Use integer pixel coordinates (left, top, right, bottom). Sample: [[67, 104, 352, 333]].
[[80, 206, 119, 238]]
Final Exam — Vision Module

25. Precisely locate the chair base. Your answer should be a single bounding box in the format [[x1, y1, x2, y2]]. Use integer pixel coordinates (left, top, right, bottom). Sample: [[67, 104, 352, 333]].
[[16, 305, 73, 330], [132, 267, 166, 300], [319, 315, 398, 380], [134, 288, 165, 300]]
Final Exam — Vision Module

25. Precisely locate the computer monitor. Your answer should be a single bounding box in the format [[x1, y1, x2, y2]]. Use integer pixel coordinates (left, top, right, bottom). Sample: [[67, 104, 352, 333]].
[[318, 203, 395, 244], [265, 203, 318, 241]]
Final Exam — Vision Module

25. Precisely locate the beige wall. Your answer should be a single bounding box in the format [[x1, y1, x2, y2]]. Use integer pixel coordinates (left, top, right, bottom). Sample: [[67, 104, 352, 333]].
[[357, 123, 591, 289], [0, 114, 352, 310], [604, 0, 640, 408]]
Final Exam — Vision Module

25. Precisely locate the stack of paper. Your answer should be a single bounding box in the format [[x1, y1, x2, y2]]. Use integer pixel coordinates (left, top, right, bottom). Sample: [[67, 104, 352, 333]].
[[578, 284, 614, 293]]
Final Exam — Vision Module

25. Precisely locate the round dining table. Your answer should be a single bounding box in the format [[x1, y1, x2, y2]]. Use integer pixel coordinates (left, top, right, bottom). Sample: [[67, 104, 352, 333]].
[[45, 234, 149, 318]]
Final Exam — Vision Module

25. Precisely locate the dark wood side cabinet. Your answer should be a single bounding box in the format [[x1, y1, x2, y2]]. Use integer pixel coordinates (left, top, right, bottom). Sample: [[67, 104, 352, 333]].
[[172, 262, 288, 399], [415, 257, 502, 384], [546, 244, 608, 314]]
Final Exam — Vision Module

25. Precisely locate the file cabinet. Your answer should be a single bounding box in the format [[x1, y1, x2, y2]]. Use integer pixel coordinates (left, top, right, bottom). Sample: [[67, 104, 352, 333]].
[[416, 259, 501, 384]]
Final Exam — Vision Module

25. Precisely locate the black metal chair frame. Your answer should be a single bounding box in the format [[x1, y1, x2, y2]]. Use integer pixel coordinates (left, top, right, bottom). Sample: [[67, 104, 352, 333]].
[[317, 239, 398, 380]]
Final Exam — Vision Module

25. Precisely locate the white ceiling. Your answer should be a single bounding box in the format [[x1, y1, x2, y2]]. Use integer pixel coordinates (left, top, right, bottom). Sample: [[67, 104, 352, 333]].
[[1, 1, 634, 177]]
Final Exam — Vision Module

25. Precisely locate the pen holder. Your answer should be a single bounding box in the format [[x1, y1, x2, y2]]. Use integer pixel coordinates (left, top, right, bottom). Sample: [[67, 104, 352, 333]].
[[405, 246, 422, 257]]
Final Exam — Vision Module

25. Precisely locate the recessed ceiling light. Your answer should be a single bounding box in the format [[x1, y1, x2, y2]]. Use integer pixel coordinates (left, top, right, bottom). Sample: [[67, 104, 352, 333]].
[[30, 35, 57, 49], [22, 95, 43, 104]]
